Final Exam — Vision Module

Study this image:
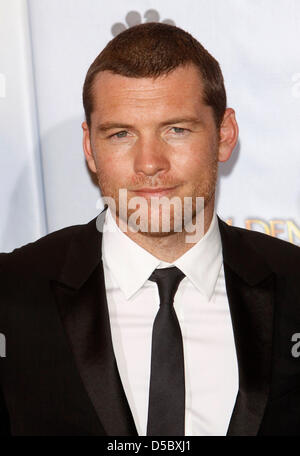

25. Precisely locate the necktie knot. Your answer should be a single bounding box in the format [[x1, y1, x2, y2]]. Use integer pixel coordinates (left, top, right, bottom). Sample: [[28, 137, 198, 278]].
[[148, 266, 185, 307]]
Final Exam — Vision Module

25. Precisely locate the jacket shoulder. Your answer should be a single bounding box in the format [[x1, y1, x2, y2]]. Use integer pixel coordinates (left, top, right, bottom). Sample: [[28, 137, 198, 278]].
[[0, 222, 90, 278]]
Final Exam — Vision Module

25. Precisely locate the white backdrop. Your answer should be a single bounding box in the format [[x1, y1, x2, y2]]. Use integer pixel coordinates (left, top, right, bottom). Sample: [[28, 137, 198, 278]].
[[1, 0, 299, 252]]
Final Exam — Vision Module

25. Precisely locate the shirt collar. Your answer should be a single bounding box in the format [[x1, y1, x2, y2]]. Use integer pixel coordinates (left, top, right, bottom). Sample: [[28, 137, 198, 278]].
[[102, 206, 222, 301]]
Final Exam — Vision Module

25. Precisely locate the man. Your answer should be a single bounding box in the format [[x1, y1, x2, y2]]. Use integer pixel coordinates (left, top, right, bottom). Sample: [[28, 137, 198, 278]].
[[0, 23, 300, 436]]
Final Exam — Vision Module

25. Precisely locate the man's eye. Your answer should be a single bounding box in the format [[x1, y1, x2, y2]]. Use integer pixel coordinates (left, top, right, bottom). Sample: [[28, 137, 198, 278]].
[[171, 127, 187, 134], [112, 131, 128, 139]]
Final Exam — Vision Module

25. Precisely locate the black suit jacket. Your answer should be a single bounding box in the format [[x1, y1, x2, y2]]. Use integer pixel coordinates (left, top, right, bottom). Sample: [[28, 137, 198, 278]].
[[0, 206, 300, 436]]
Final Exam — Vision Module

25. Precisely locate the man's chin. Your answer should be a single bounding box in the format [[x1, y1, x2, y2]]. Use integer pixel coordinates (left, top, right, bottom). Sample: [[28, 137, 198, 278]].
[[128, 222, 180, 237], [112, 197, 206, 236], [117, 213, 187, 237]]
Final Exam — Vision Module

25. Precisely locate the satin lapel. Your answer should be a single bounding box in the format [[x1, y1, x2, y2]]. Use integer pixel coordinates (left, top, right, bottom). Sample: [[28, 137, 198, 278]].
[[53, 206, 138, 436], [218, 218, 275, 436]]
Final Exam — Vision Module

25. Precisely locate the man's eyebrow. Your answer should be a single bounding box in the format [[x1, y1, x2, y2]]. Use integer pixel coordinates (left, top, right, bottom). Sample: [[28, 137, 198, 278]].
[[96, 122, 134, 132], [96, 117, 202, 133], [159, 117, 202, 126]]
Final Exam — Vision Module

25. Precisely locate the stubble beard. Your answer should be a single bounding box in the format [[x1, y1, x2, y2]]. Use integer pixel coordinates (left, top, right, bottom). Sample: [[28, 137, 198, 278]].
[[95, 156, 218, 238]]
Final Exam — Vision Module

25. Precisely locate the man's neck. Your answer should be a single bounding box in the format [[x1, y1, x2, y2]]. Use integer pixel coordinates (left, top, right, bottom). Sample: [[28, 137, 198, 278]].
[[114, 203, 215, 263]]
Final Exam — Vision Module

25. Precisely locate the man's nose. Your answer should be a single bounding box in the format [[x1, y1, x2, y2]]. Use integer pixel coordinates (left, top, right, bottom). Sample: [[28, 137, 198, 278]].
[[133, 136, 170, 177]]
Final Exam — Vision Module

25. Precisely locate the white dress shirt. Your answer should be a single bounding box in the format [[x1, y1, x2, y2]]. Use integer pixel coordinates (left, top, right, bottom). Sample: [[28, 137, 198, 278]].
[[101, 207, 239, 436]]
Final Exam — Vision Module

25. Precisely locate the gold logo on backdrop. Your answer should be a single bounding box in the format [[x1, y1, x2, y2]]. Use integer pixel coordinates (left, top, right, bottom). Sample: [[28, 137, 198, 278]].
[[225, 218, 300, 246]]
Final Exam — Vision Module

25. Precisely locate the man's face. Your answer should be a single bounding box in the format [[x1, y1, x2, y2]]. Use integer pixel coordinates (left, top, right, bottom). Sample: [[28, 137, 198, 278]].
[[83, 64, 234, 236]]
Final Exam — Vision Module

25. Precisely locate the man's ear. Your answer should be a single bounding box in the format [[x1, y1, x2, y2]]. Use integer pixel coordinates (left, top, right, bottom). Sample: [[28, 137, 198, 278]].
[[82, 121, 97, 173], [218, 108, 239, 163]]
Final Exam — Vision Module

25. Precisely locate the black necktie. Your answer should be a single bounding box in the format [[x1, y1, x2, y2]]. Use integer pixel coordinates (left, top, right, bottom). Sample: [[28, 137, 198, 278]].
[[146, 266, 186, 436]]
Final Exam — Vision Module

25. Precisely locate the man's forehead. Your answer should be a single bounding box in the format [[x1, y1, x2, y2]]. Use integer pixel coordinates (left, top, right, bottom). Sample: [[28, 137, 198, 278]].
[[92, 64, 204, 96], [89, 65, 212, 127]]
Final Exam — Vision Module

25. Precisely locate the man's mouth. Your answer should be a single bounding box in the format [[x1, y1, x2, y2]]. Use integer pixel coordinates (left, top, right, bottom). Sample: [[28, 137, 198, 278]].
[[131, 186, 178, 197]]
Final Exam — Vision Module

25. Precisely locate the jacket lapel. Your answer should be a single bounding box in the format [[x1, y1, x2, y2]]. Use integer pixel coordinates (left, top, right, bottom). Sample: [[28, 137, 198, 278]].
[[53, 206, 138, 436], [218, 218, 275, 436]]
